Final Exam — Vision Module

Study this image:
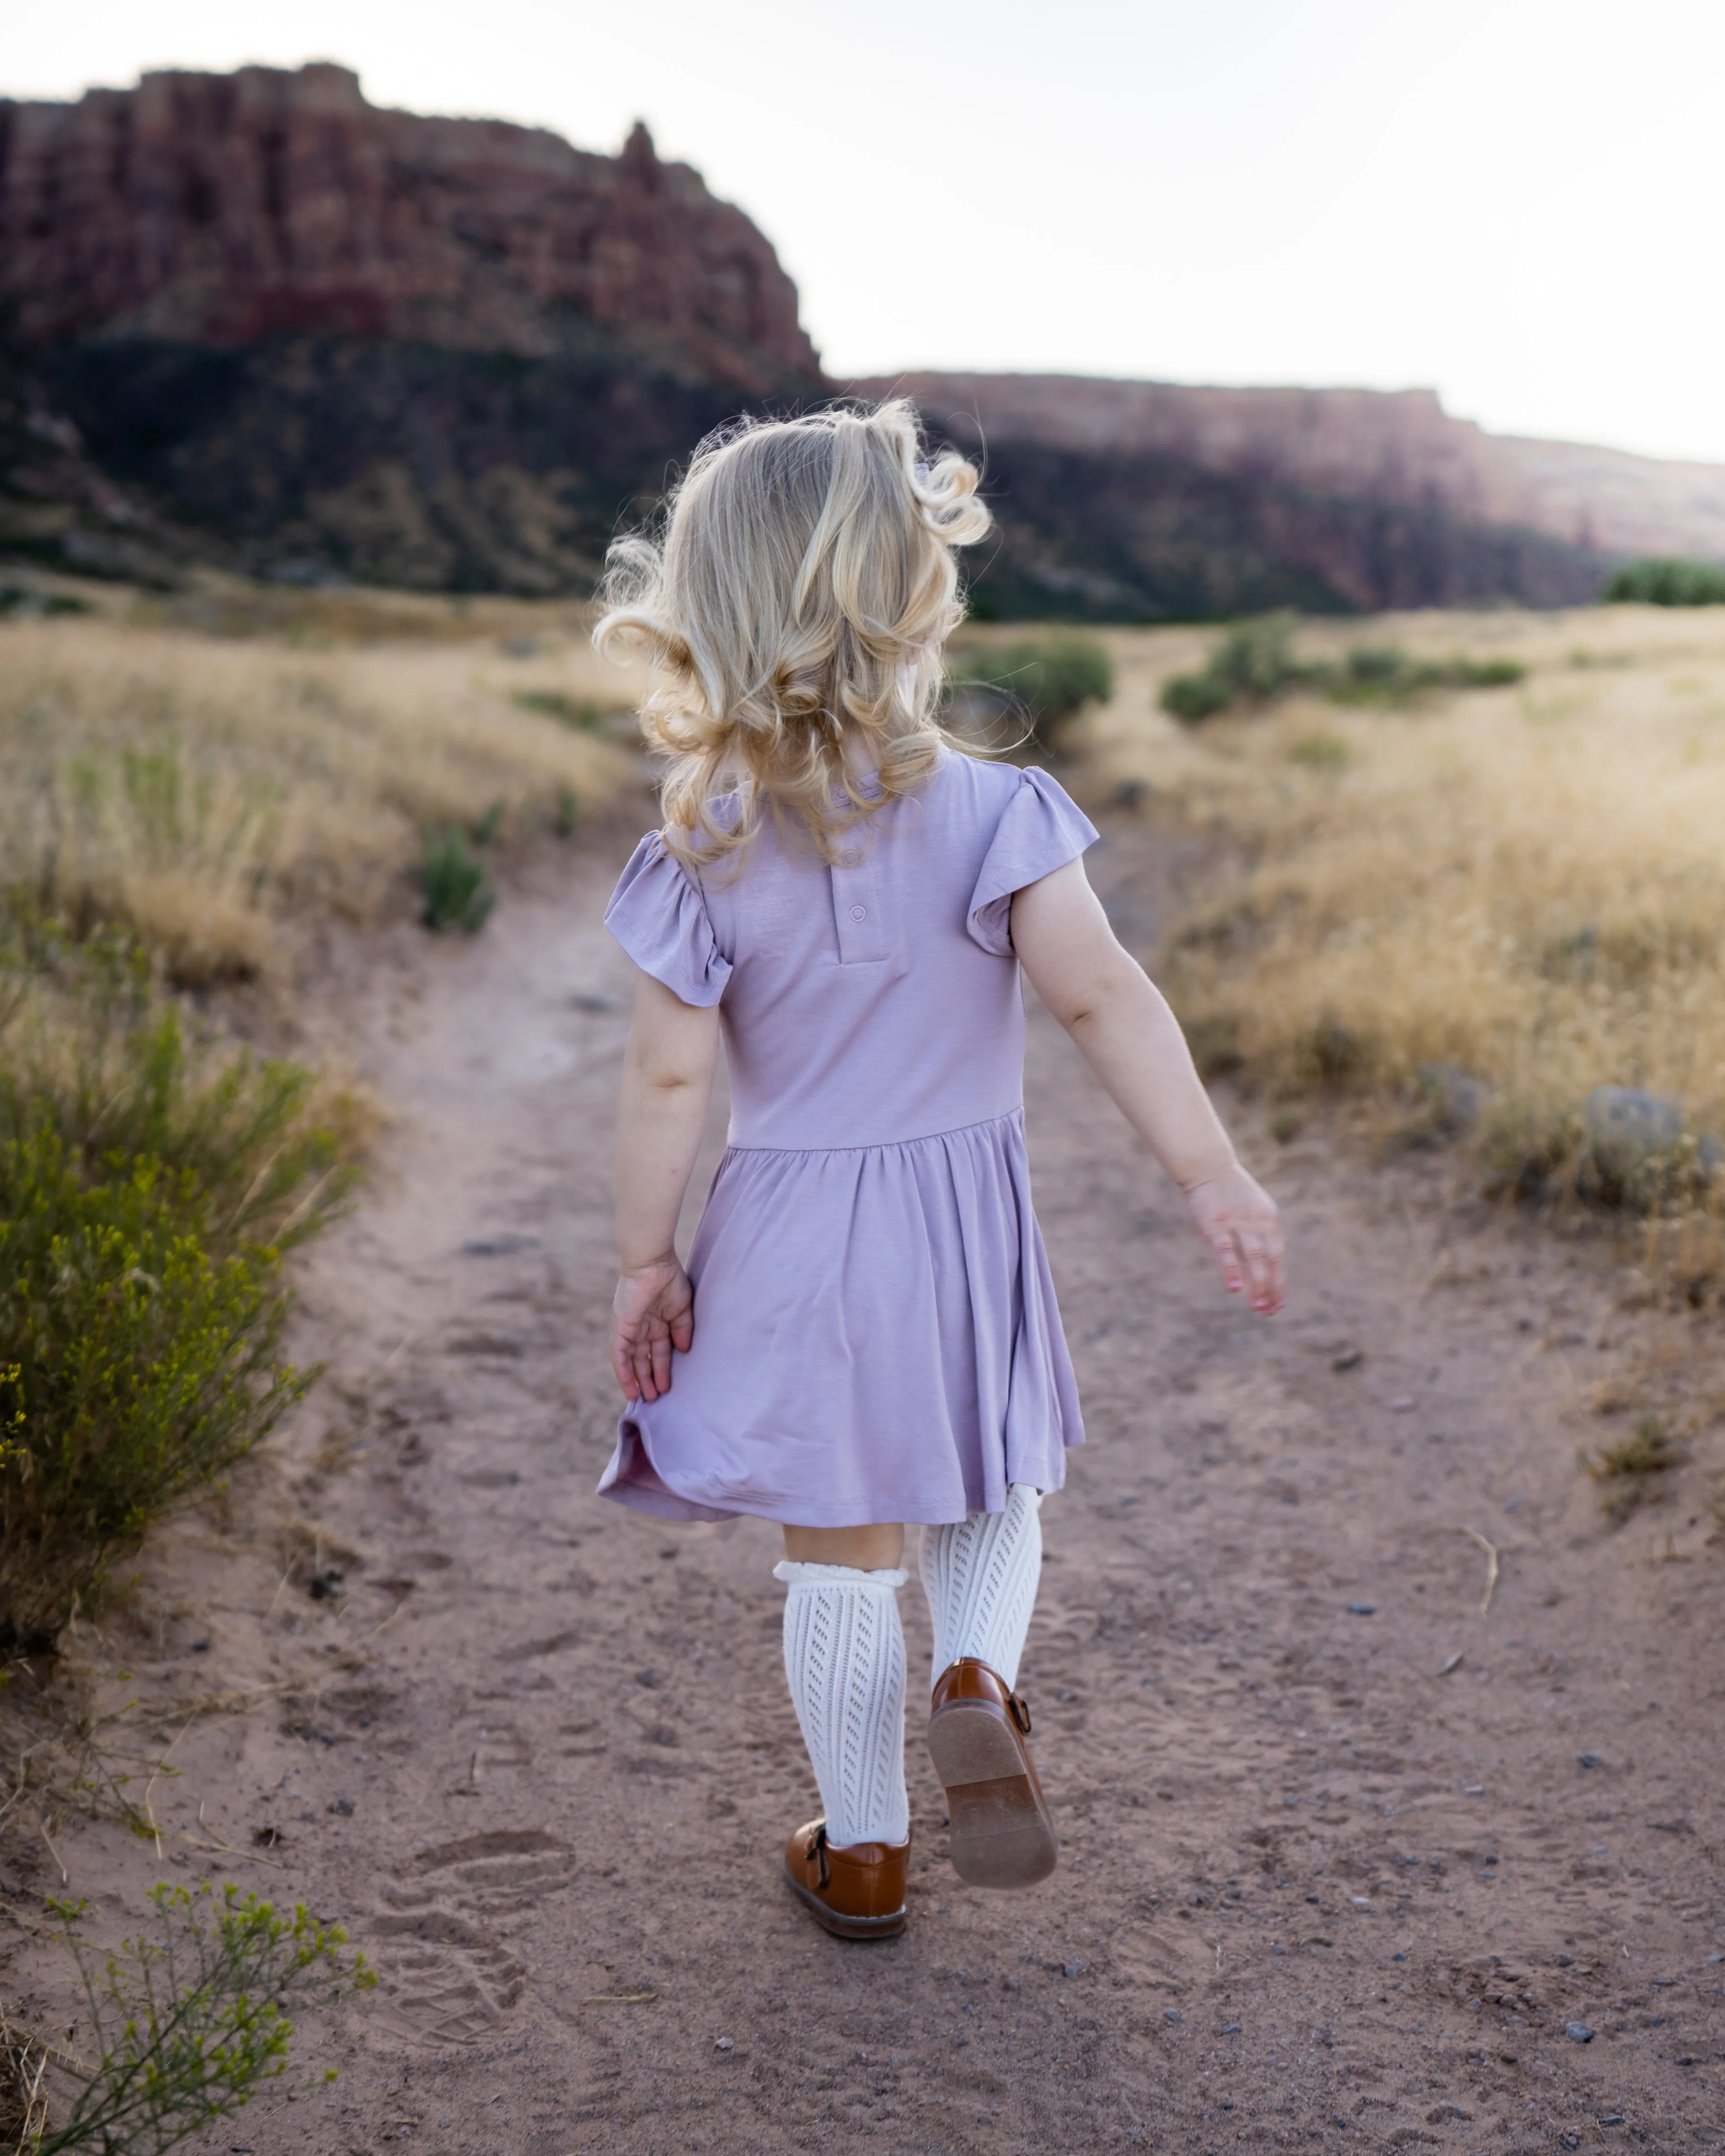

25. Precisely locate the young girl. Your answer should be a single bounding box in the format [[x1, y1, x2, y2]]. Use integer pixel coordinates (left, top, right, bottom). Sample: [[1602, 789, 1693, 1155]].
[[596, 401, 1283, 1942]]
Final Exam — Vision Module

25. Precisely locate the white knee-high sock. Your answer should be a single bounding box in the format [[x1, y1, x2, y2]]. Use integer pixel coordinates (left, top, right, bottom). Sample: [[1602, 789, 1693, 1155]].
[[920, 1483, 1043, 1692], [773, 1561, 910, 1848]]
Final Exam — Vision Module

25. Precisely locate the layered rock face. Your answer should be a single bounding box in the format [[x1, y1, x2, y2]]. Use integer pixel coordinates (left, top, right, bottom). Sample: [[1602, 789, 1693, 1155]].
[[0, 64, 816, 383], [0, 67, 823, 591]]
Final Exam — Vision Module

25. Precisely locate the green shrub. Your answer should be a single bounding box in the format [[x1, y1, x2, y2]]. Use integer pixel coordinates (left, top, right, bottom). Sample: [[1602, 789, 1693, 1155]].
[[0, 1133, 310, 1647], [1460, 657, 1524, 688], [1161, 619, 1524, 723], [1603, 557, 1725, 606], [1325, 646, 1526, 705], [0, 585, 92, 620], [1209, 614, 1303, 701], [512, 688, 610, 730], [0, 909, 355, 1647], [954, 636, 1115, 750], [35, 1882, 374, 2155], [1159, 670, 1233, 724], [418, 826, 495, 933], [1161, 614, 1304, 723], [1338, 643, 1404, 689]]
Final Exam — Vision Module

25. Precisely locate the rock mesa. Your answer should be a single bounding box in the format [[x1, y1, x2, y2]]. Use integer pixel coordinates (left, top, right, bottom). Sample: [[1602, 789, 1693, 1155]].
[[0, 63, 818, 387]]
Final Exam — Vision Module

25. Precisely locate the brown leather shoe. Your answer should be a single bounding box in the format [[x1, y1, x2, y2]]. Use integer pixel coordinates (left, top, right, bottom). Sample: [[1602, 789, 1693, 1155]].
[[927, 1657, 1059, 1889], [782, 1819, 908, 1940]]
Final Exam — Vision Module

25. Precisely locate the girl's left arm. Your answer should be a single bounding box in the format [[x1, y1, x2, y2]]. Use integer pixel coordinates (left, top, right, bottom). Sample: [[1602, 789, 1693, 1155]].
[[1013, 857, 1285, 1315], [610, 967, 722, 1403]]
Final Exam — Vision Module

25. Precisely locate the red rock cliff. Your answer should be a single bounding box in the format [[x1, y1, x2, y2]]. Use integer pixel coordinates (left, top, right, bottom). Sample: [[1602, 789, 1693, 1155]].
[[0, 63, 820, 387]]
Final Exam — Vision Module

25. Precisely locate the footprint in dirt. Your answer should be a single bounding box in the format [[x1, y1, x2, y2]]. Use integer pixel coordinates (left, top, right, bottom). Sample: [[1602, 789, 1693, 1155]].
[[369, 1829, 577, 2045]]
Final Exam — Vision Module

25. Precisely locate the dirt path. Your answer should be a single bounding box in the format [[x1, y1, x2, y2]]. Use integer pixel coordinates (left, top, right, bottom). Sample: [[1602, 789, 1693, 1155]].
[[7, 823, 1724, 2155]]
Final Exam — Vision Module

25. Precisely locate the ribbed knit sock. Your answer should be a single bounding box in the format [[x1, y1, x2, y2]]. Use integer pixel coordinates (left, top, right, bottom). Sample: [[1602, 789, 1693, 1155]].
[[773, 1561, 911, 1848], [920, 1482, 1043, 1692]]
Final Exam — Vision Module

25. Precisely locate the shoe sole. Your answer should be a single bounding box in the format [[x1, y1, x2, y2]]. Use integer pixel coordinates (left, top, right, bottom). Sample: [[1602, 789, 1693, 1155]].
[[782, 1862, 907, 1940], [927, 1700, 1059, 1889]]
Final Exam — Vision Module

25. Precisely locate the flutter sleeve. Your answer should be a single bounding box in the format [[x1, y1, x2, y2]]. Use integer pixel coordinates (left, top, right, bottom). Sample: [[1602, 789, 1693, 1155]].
[[965, 768, 1101, 957], [604, 832, 733, 1007]]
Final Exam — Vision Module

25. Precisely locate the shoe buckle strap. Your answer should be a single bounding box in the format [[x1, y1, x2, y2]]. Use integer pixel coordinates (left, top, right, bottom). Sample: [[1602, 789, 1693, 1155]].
[[1008, 1690, 1032, 1736], [806, 1820, 831, 1889]]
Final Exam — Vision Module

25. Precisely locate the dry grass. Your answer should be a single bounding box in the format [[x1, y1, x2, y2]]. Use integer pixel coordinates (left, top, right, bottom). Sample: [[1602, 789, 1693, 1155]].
[[1583, 1411, 1691, 1521], [0, 581, 645, 983], [1071, 606, 1725, 1187], [0, 2003, 52, 2149]]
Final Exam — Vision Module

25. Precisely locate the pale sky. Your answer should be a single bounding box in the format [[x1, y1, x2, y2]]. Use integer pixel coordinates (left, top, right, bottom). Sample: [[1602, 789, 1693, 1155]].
[[7, 0, 1724, 463]]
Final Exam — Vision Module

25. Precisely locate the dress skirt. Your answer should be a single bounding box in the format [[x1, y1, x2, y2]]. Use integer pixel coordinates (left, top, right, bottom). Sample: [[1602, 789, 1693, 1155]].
[[599, 1107, 1084, 1526]]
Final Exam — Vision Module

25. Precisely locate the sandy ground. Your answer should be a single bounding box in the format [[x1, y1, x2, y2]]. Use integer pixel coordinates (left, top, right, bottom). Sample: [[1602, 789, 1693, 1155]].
[[4, 819, 1723, 2155]]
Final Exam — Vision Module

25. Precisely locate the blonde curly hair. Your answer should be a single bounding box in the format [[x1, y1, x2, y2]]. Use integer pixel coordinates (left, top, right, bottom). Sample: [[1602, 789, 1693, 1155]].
[[594, 398, 991, 867]]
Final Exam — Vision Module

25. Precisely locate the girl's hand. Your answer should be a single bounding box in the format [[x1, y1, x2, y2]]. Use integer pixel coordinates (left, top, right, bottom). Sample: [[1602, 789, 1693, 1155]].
[[610, 1257, 695, 1403], [1181, 1164, 1285, 1315]]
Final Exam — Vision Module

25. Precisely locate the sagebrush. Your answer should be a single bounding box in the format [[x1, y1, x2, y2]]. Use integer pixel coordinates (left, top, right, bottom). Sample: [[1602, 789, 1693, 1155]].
[[1603, 557, 1725, 607], [1159, 614, 1523, 723], [0, 1134, 310, 1649], [948, 635, 1115, 751], [26, 1881, 374, 2155], [419, 826, 496, 934], [0, 915, 353, 1249], [0, 913, 356, 1648]]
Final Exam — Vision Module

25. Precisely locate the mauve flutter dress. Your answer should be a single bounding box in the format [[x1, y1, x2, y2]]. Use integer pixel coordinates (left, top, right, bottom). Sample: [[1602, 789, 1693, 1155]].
[[597, 751, 1098, 1528]]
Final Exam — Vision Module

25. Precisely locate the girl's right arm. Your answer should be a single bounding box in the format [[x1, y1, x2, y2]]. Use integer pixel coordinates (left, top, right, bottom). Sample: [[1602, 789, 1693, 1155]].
[[610, 966, 722, 1402], [1010, 857, 1285, 1315]]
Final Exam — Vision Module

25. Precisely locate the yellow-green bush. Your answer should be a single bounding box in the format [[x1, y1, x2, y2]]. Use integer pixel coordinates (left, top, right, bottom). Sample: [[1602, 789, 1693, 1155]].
[[0, 912, 355, 1649], [0, 1135, 309, 1648], [35, 1882, 374, 2153]]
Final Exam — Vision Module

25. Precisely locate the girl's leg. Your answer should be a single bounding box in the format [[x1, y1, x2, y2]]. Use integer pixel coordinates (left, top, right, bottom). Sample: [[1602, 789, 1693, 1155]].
[[775, 1541, 910, 1847], [773, 1524, 911, 1939], [782, 1522, 905, 1571], [919, 1484, 1058, 1890], [919, 1482, 1042, 1691]]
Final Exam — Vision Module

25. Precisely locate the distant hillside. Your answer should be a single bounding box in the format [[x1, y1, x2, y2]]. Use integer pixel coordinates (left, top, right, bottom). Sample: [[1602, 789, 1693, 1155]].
[[1, 65, 1718, 613], [896, 435, 1605, 620], [854, 373, 1725, 619]]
